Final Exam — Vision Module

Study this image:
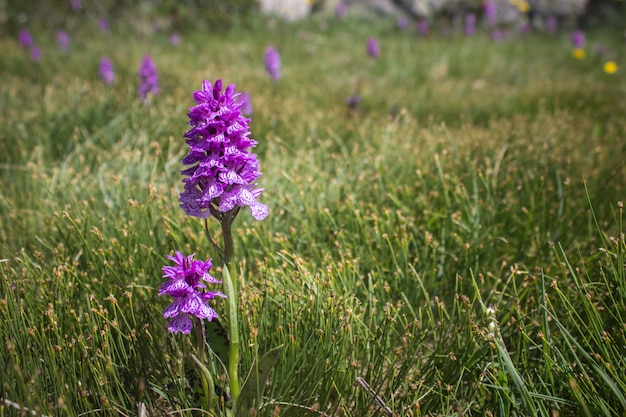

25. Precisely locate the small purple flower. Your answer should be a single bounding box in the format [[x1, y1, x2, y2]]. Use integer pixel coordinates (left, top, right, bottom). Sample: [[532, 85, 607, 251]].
[[345, 95, 361, 110], [519, 21, 531, 35], [99, 56, 115, 84], [159, 252, 225, 334], [367, 37, 379, 58], [417, 19, 429, 36], [397, 16, 408, 30], [491, 29, 505, 42], [264, 46, 281, 81], [594, 43, 606, 55], [571, 30, 585, 48], [152, 21, 164, 34], [169, 33, 181, 45], [484, 1, 497, 26], [336, 2, 346, 20], [57, 30, 70, 53], [98, 18, 109, 32], [138, 54, 159, 102], [465, 13, 476, 35], [30, 45, 41, 62], [236, 91, 253, 116], [545, 16, 557, 33], [19, 29, 33, 49], [70, 0, 81, 11], [179, 79, 268, 221]]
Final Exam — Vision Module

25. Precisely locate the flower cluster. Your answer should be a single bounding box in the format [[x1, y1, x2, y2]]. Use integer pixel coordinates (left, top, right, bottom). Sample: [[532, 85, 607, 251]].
[[159, 252, 225, 334], [179, 79, 268, 221], [491, 29, 505, 42], [56, 30, 70, 53], [417, 20, 429, 36], [169, 33, 181, 45], [484, 1, 497, 26], [367, 37, 379, 58], [465, 13, 476, 36], [98, 18, 109, 32], [571, 29, 585, 48], [30, 46, 41, 62], [545, 16, 558, 33], [19, 29, 33, 49], [335, 2, 346, 20], [99, 56, 115, 84], [397, 16, 408, 30], [18, 29, 41, 62], [264, 46, 281, 81], [138, 54, 159, 102]]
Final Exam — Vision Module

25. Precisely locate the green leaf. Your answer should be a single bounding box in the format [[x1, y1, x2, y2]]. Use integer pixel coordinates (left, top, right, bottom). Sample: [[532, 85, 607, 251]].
[[191, 353, 215, 412], [236, 345, 283, 417], [205, 317, 230, 368]]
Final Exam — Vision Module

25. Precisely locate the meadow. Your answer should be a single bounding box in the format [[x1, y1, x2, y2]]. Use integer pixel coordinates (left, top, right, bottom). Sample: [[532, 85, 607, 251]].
[[0, 12, 625, 417]]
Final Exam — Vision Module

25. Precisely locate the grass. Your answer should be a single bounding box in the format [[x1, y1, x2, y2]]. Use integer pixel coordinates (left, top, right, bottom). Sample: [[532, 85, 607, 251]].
[[1, 13, 625, 416]]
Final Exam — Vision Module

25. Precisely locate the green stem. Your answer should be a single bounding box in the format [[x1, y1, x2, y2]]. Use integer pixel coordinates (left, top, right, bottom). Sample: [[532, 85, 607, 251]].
[[195, 318, 207, 363], [222, 265, 240, 406], [194, 318, 213, 411], [221, 212, 236, 266], [216, 207, 241, 409]]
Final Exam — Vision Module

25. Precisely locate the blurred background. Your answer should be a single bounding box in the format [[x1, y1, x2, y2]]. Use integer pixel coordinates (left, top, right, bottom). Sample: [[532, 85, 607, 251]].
[[1, 0, 623, 35]]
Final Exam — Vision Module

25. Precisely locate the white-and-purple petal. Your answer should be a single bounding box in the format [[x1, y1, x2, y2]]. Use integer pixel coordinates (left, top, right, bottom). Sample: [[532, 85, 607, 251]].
[[168, 314, 193, 334]]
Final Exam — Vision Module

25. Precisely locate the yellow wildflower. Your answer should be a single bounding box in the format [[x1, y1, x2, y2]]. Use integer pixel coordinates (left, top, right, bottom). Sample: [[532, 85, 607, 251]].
[[572, 48, 586, 60], [603, 61, 618, 74], [509, 0, 530, 12], [518, 0, 530, 12]]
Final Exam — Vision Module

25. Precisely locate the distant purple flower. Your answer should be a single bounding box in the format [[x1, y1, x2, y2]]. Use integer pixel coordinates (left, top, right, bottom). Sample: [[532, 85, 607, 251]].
[[465, 13, 476, 35], [345, 95, 361, 110], [417, 19, 429, 36], [367, 37, 379, 58], [19, 29, 33, 49], [491, 29, 505, 41], [99, 57, 115, 84], [56, 30, 70, 52], [594, 43, 606, 55], [138, 54, 159, 102], [264, 46, 281, 81], [169, 33, 181, 45], [484, 1, 497, 26], [70, 0, 81, 11], [179, 79, 268, 221], [236, 91, 253, 116], [545, 16, 557, 33], [336, 2, 346, 20], [397, 16, 408, 30], [98, 18, 109, 32], [519, 21, 531, 35], [152, 21, 164, 34], [30, 45, 41, 62], [159, 252, 225, 334], [571, 30, 585, 48]]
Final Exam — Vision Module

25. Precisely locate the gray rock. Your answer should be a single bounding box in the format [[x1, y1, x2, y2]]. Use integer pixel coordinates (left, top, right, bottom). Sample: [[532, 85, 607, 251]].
[[259, 0, 312, 21], [257, 0, 588, 21], [528, 0, 588, 17]]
